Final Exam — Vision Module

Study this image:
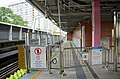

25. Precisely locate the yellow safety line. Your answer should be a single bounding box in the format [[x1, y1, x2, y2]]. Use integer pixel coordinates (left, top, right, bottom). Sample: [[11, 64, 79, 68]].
[[31, 70, 42, 79]]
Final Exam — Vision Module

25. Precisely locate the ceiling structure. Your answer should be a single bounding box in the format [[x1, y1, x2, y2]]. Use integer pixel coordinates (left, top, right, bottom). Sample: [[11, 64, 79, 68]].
[[27, 0, 120, 32]]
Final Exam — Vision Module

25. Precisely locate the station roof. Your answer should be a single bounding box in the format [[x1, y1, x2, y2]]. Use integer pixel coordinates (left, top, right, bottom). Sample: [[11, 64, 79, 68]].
[[27, 0, 120, 32]]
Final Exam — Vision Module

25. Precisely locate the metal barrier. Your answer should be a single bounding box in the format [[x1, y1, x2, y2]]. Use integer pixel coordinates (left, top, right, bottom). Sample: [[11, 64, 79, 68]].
[[47, 41, 120, 73], [102, 47, 120, 70], [47, 45, 61, 74], [24, 32, 64, 73], [62, 43, 91, 68], [60, 42, 120, 71], [24, 33, 120, 72]]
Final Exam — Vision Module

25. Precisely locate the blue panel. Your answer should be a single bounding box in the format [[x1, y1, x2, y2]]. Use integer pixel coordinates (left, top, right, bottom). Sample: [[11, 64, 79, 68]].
[[92, 46, 103, 49]]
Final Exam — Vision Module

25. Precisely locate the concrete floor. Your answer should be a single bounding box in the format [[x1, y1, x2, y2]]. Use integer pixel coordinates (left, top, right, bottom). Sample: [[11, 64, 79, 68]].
[[21, 65, 120, 79]]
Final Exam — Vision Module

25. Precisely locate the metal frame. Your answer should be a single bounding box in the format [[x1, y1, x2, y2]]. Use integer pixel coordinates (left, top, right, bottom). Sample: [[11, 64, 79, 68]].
[[59, 41, 120, 72], [113, 11, 120, 72], [24, 32, 49, 72]]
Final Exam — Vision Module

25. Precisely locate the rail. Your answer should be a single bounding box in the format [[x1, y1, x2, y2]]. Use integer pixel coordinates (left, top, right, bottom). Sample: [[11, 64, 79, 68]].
[[0, 61, 18, 79], [0, 40, 24, 78], [0, 46, 18, 54]]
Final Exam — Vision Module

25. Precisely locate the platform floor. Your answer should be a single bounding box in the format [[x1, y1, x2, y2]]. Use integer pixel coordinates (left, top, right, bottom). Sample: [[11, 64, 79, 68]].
[[21, 41, 120, 79], [21, 65, 120, 79]]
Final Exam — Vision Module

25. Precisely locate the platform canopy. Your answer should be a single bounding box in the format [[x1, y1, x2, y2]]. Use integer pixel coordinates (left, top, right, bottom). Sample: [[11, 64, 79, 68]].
[[27, 0, 120, 32]]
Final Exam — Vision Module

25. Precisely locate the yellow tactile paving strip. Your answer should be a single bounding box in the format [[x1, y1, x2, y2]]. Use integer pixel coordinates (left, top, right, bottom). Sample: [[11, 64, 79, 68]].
[[31, 70, 42, 79]]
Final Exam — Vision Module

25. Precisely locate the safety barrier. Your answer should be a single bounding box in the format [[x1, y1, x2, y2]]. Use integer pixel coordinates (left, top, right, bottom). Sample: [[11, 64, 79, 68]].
[[47, 45, 59, 71], [62, 43, 91, 68], [24, 32, 64, 73], [61, 42, 120, 71], [24, 32, 120, 73], [102, 47, 120, 70], [47, 41, 120, 73]]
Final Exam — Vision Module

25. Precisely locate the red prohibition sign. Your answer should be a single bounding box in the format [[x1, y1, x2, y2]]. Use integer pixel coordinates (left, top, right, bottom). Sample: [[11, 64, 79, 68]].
[[34, 48, 42, 55]]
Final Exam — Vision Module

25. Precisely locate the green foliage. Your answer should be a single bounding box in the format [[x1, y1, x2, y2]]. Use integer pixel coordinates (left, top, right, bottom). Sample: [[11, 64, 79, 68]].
[[0, 7, 28, 26]]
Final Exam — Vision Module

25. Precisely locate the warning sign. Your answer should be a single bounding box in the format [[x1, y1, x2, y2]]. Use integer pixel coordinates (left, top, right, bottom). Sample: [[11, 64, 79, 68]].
[[34, 48, 42, 55], [30, 46, 46, 68], [82, 53, 88, 61]]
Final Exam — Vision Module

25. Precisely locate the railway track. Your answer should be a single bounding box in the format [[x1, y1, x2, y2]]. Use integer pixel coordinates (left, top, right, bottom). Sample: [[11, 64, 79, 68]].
[[0, 40, 24, 48], [0, 40, 25, 79], [0, 61, 18, 79]]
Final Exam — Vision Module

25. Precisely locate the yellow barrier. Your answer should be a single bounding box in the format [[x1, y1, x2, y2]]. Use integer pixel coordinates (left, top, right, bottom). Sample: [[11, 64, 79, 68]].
[[18, 45, 25, 69]]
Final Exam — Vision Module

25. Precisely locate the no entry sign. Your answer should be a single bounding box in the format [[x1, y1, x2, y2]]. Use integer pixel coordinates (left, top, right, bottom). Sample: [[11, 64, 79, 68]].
[[34, 48, 42, 55], [30, 46, 46, 68]]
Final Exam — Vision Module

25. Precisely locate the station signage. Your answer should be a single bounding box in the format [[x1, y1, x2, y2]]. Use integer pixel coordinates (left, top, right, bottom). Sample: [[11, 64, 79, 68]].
[[30, 46, 46, 68]]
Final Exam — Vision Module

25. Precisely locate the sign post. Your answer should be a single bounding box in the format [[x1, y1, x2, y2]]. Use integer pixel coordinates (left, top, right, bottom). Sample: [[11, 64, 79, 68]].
[[30, 46, 46, 69]]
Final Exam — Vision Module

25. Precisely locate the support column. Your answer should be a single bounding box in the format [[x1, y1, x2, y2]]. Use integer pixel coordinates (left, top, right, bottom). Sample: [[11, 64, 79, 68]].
[[40, 32, 42, 45], [82, 26, 85, 47], [19, 27, 22, 40], [9, 26, 12, 41], [81, 25, 82, 50], [92, 0, 101, 46], [113, 11, 117, 72], [39, 32, 41, 45]]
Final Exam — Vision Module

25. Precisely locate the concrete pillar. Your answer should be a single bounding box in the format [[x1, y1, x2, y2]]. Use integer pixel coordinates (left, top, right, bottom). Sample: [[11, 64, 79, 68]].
[[39, 32, 41, 45], [19, 27, 22, 40], [27, 29, 30, 33], [9, 26, 12, 40], [92, 0, 101, 46], [46, 33, 48, 46], [82, 26, 85, 47], [40, 32, 42, 45], [67, 32, 73, 41], [113, 11, 117, 72]]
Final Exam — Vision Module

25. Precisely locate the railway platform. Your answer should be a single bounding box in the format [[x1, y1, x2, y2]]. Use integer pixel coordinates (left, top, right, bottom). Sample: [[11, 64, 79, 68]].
[[20, 65, 120, 79], [20, 41, 120, 79]]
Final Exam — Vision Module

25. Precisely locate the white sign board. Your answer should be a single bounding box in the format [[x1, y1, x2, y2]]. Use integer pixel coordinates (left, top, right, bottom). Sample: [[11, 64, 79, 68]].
[[30, 46, 46, 68], [82, 53, 89, 61], [92, 49, 102, 65]]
